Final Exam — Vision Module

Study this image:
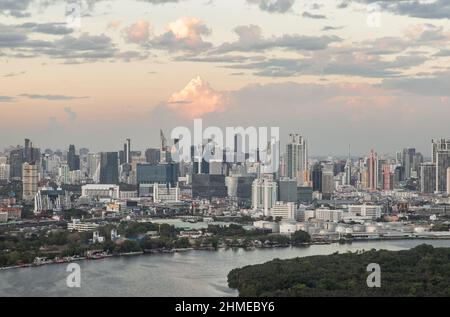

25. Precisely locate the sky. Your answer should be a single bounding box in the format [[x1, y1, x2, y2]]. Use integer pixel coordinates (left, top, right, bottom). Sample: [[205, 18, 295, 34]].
[[0, 0, 449, 156]]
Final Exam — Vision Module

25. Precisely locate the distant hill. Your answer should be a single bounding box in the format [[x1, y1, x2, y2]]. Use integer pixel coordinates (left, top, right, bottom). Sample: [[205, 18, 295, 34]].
[[228, 245, 450, 297]]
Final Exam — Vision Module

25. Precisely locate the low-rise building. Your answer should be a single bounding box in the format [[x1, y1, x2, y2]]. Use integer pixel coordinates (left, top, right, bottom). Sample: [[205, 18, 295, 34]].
[[81, 184, 120, 199], [67, 219, 99, 232]]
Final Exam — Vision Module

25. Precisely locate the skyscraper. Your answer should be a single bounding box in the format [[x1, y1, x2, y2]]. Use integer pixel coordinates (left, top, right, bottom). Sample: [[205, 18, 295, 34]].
[[145, 148, 161, 164], [67, 145, 80, 171], [432, 139, 450, 164], [447, 168, 450, 195], [436, 149, 450, 193], [402, 148, 416, 180], [252, 178, 278, 217], [9, 148, 24, 179], [420, 163, 436, 194], [285, 134, 308, 186], [125, 138, 131, 164], [100, 152, 119, 184], [368, 150, 378, 191], [311, 163, 322, 192], [22, 163, 39, 201]]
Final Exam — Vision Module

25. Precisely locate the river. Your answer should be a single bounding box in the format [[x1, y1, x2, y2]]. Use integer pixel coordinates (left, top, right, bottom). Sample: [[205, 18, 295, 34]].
[[1, 239, 449, 297]]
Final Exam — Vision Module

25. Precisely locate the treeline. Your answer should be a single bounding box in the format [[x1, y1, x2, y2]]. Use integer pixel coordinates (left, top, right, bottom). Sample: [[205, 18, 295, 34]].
[[228, 245, 450, 297]]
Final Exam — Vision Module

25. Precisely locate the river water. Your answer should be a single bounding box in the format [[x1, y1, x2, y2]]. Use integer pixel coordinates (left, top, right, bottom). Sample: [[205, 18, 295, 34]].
[[1, 239, 449, 297]]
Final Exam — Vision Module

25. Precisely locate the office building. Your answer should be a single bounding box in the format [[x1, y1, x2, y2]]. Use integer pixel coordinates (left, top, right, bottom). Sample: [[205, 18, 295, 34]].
[[153, 183, 180, 202], [315, 207, 343, 222], [67, 145, 80, 171], [100, 152, 119, 184], [348, 205, 382, 219], [432, 139, 450, 164], [226, 175, 255, 204], [9, 148, 23, 179], [278, 178, 297, 203], [436, 149, 450, 193], [272, 202, 297, 221], [88, 153, 100, 182], [192, 174, 227, 200], [420, 163, 436, 194], [321, 169, 334, 198], [137, 163, 179, 187], [81, 184, 120, 199], [311, 163, 322, 192], [145, 148, 160, 164]]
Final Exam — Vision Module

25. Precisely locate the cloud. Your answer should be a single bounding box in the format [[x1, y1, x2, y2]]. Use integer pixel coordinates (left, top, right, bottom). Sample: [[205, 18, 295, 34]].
[[150, 17, 212, 52], [0, 24, 119, 62], [346, 0, 450, 20], [247, 0, 296, 13], [18, 22, 74, 35], [164, 76, 226, 118], [64, 107, 77, 121], [123, 21, 151, 44], [0, 0, 33, 17], [3, 71, 26, 77], [302, 11, 326, 19], [0, 96, 15, 102], [213, 24, 341, 54], [19, 94, 90, 100], [379, 71, 450, 96]]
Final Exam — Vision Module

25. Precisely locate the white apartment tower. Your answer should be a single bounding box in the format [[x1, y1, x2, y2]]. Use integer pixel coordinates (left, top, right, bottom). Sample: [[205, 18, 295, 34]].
[[285, 134, 308, 186]]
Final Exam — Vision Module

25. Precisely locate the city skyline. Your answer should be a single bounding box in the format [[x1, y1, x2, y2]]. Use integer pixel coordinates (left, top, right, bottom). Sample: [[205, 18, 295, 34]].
[[0, 0, 449, 154]]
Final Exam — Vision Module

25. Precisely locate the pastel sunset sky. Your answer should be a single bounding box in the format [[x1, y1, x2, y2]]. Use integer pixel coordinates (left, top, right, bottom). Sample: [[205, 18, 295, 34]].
[[1, 0, 449, 155]]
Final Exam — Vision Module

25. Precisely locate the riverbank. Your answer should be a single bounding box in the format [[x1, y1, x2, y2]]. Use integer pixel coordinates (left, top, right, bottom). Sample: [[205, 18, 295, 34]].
[[2, 236, 449, 271], [1, 239, 450, 297]]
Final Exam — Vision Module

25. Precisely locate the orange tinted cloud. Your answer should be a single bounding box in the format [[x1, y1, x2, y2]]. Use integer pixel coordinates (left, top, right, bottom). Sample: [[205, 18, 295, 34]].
[[124, 21, 151, 43], [167, 76, 226, 118]]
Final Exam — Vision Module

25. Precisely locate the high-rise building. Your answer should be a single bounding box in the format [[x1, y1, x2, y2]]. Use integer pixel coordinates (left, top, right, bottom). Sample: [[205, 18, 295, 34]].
[[58, 163, 70, 184], [321, 169, 334, 197], [401, 148, 416, 180], [432, 139, 450, 164], [278, 178, 298, 203], [368, 150, 378, 191], [252, 178, 278, 217], [285, 134, 308, 186], [226, 175, 255, 205], [420, 163, 436, 194], [87, 153, 100, 182], [136, 163, 179, 187], [100, 152, 119, 184], [9, 148, 24, 179], [67, 145, 80, 171], [447, 168, 450, 195], [436, 149, 450, 193], [145, 148, 160, 164], [382, 164, 394, 191], [311, 163, 322, 192], [22, 163, 39, 201], [123, 138, 131, 164], [192, 174, 227, 200]]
